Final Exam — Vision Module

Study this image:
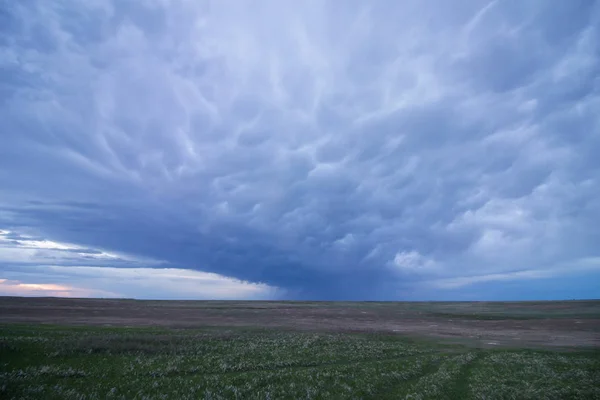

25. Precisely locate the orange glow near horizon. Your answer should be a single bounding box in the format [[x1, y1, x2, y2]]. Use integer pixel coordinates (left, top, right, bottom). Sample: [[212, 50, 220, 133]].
[[14, 282, 72, 291], [0, 279, 111, 298]]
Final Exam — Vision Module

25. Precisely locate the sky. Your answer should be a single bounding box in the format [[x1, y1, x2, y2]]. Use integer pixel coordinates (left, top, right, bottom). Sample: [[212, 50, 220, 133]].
[[1, 0, 599, 300]]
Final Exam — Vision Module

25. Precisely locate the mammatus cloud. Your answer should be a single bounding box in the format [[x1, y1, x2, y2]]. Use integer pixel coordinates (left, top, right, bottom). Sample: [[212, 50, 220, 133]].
[[390, 251, 437, 273], [1, 1, 599, 299]]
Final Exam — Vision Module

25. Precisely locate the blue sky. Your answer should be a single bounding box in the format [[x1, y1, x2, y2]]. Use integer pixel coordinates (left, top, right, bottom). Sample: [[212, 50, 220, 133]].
[[1, 0, 599, 300]]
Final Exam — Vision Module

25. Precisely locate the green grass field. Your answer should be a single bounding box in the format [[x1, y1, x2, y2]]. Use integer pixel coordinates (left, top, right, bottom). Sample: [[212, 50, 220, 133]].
[[1, 324, 599, 400]]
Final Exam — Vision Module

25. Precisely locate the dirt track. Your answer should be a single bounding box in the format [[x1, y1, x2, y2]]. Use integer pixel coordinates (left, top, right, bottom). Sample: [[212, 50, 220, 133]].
[[1, 297, 598, 348]]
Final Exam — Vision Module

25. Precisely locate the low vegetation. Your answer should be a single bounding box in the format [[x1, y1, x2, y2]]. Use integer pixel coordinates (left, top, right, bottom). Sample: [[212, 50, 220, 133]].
[[1, 324, 599, 399]]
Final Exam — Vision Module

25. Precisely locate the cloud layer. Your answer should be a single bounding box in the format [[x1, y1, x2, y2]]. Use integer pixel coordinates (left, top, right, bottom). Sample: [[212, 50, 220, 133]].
[[1, 0, 599, 299], [0, 267, 279, 300]]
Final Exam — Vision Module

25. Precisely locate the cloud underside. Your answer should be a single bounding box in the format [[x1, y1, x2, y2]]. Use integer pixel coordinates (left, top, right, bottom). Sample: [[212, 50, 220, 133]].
[[0, 266, 279, 300], [0, 230, 279, 299], [1, 1, 599, 299]]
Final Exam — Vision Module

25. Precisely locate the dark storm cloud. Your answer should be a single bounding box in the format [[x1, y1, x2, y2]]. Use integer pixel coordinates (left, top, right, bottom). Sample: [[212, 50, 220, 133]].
[[1, 0, 599, 299]]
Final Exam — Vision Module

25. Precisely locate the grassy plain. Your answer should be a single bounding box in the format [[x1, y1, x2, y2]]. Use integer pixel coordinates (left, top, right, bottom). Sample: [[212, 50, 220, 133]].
[[1, 298, 599, 399]]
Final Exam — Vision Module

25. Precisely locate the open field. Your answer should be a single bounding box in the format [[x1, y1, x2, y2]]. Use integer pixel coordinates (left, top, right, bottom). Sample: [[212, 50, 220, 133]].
[[2, 297, 599, 347], [1, 298, 599, 399]]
